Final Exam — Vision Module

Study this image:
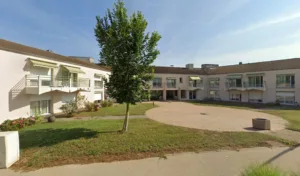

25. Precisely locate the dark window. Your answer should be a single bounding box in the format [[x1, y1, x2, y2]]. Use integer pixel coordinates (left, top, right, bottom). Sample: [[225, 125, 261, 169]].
[[179, 77, 183, 83]]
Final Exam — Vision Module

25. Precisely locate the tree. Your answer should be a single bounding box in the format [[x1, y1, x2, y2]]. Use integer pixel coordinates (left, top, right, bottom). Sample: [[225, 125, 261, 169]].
[[94, 0, 161, 132]]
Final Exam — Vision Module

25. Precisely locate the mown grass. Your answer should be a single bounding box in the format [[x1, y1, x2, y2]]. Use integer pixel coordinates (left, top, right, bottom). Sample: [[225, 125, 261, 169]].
[[191, 101, 300, 131], [13, 118, 290, 171], [75, 103, 157, 117]]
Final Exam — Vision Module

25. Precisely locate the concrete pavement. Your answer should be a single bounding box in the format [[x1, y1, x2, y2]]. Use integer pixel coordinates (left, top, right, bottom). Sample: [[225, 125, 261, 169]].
[[1, 146, 300, 176], [146, 102, 287, 132]]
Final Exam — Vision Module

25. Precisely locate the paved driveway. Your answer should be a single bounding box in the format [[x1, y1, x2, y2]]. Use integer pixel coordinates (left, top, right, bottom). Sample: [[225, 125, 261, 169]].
[[146, 102, 287, 132]]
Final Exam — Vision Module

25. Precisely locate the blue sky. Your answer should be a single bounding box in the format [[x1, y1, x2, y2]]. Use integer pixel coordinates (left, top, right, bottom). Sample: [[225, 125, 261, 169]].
[[1, 0, 300, 67]]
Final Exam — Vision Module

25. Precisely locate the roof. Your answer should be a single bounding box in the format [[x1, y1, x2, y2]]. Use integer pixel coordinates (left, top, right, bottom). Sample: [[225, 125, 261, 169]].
[[155, 58, 300, 75], [154, 66, 206, 75], [208, 58, 300, 75], [0, 38, 110, 72]]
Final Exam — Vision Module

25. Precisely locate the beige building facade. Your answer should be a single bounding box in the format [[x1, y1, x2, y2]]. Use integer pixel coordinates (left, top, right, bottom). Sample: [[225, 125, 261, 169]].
[[1, 38, 300, 123], [0, 39, 110, 123], [151, 61, 300, 105]]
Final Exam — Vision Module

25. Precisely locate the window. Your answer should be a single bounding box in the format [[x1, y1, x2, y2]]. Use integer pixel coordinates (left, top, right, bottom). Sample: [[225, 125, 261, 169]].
[[276, 92, 295, 104], [179, 77, 183, 83], [94, 80, 103, 89], [166, 78, 176, 88], [153, 78, 162, 88], [230, 93, 241, 101], [276, 74, 295, 88], [209, 90, 219, 100], [248, 76, 263, 87], [167, 79, 176, 88], [209, 79, 220, 88], [30, 100, 51, 116], [228, 79, 242, 88]]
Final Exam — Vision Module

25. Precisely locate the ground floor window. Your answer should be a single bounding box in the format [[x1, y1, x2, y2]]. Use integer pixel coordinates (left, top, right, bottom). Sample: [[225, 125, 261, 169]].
[[209, 90, 219, 100], [230, 92, 241, 101], [30, 100, 51, 116], [189, 90, 197, 100], [276, 92, 295, 104], [181, 90, 186, 99]]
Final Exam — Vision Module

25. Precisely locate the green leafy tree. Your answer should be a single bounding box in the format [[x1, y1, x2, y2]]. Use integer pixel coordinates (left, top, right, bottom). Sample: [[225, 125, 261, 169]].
[[95, 0, 161, 132]]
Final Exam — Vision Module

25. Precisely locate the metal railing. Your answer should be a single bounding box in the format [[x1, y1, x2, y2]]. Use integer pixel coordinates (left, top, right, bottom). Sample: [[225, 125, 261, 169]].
[[189, 83, 203, 88], [25, 75, 90, 88], [226, 81, 266, 90], [276, 83, 295, 88]]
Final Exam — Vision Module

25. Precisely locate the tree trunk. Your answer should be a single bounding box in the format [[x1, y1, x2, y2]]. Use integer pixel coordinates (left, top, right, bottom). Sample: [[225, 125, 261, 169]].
[[122, 103, 130, 132]]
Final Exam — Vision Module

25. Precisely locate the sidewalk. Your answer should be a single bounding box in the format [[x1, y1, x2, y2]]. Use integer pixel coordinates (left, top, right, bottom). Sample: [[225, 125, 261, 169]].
[[1, 146, 300, 176]]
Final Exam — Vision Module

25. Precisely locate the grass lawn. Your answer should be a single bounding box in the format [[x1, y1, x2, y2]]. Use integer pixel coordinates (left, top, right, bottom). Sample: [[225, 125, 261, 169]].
[[191, 101, 300, 131], [75, 103, 157, 117], [13, 118, 291, 171]]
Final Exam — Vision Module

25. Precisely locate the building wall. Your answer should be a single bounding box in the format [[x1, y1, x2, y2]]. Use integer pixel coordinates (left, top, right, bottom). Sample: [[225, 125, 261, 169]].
[[153, 69, 300, 103], [0, 49, 110, 123]]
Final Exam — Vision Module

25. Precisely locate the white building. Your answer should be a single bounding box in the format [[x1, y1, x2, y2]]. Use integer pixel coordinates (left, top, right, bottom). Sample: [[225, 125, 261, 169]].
[[0, 39, 110, 123]]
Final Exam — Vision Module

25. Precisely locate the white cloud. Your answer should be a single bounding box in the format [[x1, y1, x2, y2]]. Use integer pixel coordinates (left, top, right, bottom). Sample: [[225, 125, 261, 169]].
[[230, 11, 300, 35], [195, 42, 300, 66]]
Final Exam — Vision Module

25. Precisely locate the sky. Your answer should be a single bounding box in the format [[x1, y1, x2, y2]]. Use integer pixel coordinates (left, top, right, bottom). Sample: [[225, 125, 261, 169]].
[[1, 0, 300, 67]]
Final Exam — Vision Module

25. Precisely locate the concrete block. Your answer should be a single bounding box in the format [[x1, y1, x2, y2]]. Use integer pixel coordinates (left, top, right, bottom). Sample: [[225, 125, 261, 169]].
[[252, 118, 271, 130], [0, 131, 20, 168]]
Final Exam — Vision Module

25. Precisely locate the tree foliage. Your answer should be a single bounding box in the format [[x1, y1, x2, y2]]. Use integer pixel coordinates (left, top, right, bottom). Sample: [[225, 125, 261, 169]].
[[94, 0, 161, 131]]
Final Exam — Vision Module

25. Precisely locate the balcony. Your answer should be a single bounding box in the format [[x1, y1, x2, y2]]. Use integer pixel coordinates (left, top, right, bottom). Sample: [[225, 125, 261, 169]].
[[189, 82, 204, 90], [276, 83, 295, 89], [226, 82, 246, 91], [25, 75, 90, 95], [246, 82, 266, 91]]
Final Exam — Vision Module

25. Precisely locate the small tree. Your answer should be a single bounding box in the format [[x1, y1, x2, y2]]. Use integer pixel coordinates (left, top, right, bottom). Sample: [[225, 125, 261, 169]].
[[95, 0, 161, 132]]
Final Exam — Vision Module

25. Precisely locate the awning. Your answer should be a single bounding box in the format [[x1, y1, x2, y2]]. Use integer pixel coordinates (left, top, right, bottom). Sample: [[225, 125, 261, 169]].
[[227, 74, 242, 79], [246, 73, 265, 76], [208, 78, 220, 81], [63, 65, 85, 74], [30, 59, 58, 69], [189, 76, 201, 80]]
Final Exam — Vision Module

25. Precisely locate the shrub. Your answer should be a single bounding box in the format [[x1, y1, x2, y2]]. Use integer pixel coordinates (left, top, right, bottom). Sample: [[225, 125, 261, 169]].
[[85, 102, 95, 112], [60, 100, 78, 117], [0, 116, 38, 131], [47, 115, 56, 123], [101, 100, 113, 107]]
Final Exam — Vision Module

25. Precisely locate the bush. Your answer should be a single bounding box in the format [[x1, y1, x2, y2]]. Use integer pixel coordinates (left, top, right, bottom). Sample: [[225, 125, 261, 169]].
[[101, 100, 113, 107], [85, 102, 95, 112], [0, 117, 39, 131], [47, 115, 56, 123], [60, 100, 78, 117]]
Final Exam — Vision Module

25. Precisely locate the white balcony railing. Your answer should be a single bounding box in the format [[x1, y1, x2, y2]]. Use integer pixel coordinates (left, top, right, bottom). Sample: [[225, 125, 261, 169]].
[[25, 75, 90, 94], [189, 83, 204, 88]]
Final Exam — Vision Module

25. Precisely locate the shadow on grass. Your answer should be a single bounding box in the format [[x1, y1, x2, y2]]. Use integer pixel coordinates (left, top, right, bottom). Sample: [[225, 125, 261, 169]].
[[189, 100, 300, 110], [19, 128, 100, 149]]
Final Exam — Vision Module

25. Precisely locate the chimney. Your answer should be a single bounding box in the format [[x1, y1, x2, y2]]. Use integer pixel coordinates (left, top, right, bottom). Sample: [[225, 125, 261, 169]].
[[186, 63, 194, 70], [239, 62, 243, 65], [46, 49, 53, 53]]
